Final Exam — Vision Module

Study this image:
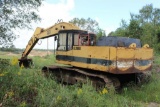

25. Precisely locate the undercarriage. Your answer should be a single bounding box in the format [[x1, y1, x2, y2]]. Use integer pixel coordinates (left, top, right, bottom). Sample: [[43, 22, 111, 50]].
[[41, 65, 149, 90], [42, 65, 121, 89]]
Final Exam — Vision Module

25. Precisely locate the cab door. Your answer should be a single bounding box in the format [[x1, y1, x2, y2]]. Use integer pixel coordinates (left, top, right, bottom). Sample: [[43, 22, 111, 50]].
[[56, 32, 67, 63], [66, 33, 74, 63]]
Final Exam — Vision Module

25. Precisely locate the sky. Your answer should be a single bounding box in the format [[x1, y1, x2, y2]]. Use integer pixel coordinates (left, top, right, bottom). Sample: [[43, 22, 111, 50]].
[[13, 0, 160, 49]]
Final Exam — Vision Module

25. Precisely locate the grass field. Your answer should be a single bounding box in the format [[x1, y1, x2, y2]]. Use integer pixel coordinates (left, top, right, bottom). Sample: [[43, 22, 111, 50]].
[[0, 51, 160, 107]]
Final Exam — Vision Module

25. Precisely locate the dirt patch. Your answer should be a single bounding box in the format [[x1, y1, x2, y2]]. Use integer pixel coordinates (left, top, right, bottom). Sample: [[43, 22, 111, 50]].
[[28, 50, 53, 57], [2, 50, 54, 57], [147, 102, 160, 107], [7, 52, 19, 56], [152, 64, 160, 73]]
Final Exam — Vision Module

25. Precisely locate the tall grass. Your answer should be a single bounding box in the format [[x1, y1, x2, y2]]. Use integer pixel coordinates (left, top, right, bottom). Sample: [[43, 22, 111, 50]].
[[121, 72, 160, 103], [32, 55, 56, 68], [0, 54, 160, 106]]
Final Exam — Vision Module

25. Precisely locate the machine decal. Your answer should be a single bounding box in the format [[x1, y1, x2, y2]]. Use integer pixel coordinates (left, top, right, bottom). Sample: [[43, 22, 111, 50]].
[[73, 47, 81, 50]]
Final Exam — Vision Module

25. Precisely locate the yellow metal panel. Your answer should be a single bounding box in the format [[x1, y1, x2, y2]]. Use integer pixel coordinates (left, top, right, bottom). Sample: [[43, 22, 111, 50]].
[[135, 65, 152, 71], [66, 50, 73, 56], [72, 46, 109, 59], [72, 46, 91, 58], [37, 22, 79, 39], [71, 61, 88, 68], [34, 27, 43, 35], [56, 51, 66, 55], [109, 47, 116, 60], [135, 48, 153, 59], [117, 47, 135, 59], [57, 46, 111, 60], [88, 63, 109, 71], [56, 46, 153, 74], [56, 60, 109, 72], [56, 60, 72, 65]]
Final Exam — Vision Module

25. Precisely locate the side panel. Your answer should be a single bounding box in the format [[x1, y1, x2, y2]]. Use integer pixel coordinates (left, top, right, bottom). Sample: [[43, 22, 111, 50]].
[[134, 48, 153, 71], [56, 46, 110, 71], [56, 46, 153, 74], [109, 47, 153, 74], [112, 47, 135, 73]]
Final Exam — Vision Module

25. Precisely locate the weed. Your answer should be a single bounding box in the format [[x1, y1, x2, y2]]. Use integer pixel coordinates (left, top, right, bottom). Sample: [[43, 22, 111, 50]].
[[0, 54, 160, 107]]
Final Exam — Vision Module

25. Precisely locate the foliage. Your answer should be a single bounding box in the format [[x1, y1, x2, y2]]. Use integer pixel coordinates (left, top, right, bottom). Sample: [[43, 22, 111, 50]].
[[128, 20, 143, 39], [110, 19, 128, 37], [110, 4, 160, 51], [96, 27, 106, 40], [69, 18, 106, 39], [69, 18, 98, 33], [0, 0, 43, 47], [0, 54, 160, 106]]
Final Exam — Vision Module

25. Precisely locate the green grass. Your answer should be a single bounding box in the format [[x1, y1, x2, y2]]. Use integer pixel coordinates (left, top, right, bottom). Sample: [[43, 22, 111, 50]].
[[32, 55, 56, 68], [121, 72, 160, 103], [0, 67, 141, 107], [0, 52, 160, 107]]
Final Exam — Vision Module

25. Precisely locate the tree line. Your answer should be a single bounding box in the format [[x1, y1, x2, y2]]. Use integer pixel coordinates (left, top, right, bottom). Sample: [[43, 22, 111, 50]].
[[108, 4, 160, 51], [0, 0, 43, 48], [1, 1, 160, 51]]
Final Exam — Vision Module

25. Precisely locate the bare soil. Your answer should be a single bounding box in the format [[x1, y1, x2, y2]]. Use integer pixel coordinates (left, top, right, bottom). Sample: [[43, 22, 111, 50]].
[[5, 50, 53, 57], [28, 50, 53, 57], [147, 102, 160, 107]]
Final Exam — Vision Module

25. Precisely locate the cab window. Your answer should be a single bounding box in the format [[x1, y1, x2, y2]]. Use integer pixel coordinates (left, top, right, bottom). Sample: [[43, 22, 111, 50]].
[[79, 35, 89, 46], [68, 33, 73, 50], [57, 33, 67, 51]]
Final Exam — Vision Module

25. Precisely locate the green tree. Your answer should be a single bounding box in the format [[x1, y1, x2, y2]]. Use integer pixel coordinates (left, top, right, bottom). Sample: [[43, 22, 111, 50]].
[[130, 4, 160, 45], [138, 4, 160, 25], [69, 18, 99, 33], [69, 18, 106, 39], [128, 20, 142, 39], [137, 4, 160, 48], [108, 31, 114, 36], [0, 0, 43, 47], [96, 27, 106, 39], [140, 23, 154, 46], [109, 19, 128, 36], [110, 28, 127, 36], [111, 4, 160, 50]]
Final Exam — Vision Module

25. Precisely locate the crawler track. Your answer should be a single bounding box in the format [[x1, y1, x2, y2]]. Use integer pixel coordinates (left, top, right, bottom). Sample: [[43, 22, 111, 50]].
[[42, 65, 121, 89]]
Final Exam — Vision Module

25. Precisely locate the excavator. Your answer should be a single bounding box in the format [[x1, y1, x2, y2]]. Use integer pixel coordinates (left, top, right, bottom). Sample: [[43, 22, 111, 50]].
[[19, 20, 153, 89]]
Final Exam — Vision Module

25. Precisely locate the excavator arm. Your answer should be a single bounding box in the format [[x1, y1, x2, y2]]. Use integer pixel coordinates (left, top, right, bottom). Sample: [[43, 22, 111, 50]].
[[19, 22, 80, 67]]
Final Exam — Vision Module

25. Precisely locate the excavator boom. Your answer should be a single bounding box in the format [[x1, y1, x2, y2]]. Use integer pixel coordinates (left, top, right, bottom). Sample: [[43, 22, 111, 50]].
[[19, 21, 80, 67]]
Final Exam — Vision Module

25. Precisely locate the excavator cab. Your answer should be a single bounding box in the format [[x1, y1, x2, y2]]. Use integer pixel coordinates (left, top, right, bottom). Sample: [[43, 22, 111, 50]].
[[57, 30, 96, 51]]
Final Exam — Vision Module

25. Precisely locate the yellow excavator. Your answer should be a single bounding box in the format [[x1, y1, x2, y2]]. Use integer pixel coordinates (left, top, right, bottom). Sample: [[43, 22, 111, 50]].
[[19, 20, 153, 88]]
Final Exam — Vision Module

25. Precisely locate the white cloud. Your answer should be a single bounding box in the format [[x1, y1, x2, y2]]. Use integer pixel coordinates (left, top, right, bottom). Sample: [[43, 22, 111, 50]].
[[13, 0, 75, 49], [94, 17, 117, 36], [105, 26, 117, 36]]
